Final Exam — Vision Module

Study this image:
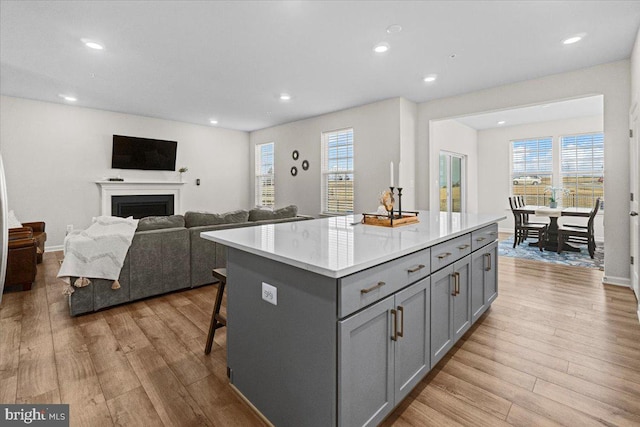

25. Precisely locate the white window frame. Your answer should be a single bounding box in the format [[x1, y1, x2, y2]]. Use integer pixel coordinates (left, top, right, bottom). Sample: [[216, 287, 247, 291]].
[[321, 128, 354, 215], [560, 132, 604, 209], [510, 136, 553, 205], [255, 142, 275, 208]]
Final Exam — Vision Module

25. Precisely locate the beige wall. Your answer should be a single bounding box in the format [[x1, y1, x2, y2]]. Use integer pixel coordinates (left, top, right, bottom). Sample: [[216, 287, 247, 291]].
[[417, 60, 631, 285], [0, 96, 250, 249]]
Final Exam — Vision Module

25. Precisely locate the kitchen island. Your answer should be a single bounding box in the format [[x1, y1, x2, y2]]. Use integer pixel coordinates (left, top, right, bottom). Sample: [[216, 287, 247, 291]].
[[201, 211, 505, 427]]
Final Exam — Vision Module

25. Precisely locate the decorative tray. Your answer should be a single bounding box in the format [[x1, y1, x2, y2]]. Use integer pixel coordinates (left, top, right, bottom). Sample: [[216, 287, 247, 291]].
[[361, 211, 419, 227]]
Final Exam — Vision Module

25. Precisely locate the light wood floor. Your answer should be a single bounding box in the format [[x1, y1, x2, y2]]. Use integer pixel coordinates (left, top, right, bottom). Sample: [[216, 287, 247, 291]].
[[1, 249, 639, 427]]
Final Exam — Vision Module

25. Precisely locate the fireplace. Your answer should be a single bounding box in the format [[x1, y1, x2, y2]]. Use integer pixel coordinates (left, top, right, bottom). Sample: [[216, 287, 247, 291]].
[[97, 180, 184, 217], [111, 194, 174, 219]]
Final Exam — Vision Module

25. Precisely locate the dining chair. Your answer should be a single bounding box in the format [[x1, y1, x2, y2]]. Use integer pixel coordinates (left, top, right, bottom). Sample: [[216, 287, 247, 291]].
[[509, 197, 547, 250], [557, 198, 600, 258]]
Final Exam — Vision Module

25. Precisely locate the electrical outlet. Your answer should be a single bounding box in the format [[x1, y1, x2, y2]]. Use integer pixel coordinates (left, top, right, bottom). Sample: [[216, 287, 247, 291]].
[[262, 282, 277, 306]]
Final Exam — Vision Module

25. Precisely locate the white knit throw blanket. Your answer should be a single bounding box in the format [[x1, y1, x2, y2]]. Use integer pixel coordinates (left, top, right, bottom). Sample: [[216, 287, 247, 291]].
[[58, 216, 139, 293]]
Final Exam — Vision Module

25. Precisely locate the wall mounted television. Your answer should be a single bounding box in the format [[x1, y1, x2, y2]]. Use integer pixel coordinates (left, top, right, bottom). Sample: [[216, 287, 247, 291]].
[[111, 135, 177, 171]]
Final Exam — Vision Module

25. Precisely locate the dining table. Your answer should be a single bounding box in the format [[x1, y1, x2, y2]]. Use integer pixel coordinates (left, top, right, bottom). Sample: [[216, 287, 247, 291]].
[[514, 205, 593, 252]]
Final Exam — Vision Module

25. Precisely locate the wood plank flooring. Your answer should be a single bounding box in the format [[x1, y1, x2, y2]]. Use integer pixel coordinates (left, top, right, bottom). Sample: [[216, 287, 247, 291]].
[[1, 247, 638, 427]]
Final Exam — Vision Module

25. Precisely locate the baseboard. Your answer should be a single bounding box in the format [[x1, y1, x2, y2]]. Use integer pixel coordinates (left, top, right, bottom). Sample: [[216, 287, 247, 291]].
[[602, 275, 631, 288], [46, 244, 64, 252]]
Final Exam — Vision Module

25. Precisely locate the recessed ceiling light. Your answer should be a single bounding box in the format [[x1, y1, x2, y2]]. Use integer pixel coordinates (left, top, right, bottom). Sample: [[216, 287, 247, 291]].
[[449, 53, 457, 59], [563, 34, 585, 45], [497, 120, 506, 125], [81, 38, 104, 50], [373, 42, 390, 53], [59, 94, 77, 102], [386, 24, 402, 34], [209, 119, 218, 125], [423, 74, 438, 83], [280, 93, 291, 101]]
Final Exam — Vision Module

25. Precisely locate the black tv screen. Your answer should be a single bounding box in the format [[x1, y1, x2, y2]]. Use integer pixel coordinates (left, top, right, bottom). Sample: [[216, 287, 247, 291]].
[[111, 135, 177, 171]]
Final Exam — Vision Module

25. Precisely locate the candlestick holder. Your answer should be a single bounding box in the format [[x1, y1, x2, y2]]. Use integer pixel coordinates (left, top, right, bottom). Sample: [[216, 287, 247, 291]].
[[388, 187, 395, 224], [397, 187, 403, 217]]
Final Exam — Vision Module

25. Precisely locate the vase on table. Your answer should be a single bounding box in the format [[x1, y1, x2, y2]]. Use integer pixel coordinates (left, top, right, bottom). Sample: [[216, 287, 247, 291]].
[[549, 201, 557, 208]]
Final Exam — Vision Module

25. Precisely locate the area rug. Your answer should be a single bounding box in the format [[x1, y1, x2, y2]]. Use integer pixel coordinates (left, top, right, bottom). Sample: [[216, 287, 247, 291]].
[[499, 236, 604, 270]]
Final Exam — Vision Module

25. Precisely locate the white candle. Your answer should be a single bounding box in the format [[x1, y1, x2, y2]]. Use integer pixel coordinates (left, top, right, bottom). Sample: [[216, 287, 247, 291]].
[[390, 161, 394, 187], [398, 161, 402, 188]]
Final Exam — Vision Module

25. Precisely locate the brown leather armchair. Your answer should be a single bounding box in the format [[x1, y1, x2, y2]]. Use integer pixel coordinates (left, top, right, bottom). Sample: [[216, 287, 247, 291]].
[[12, 221, 46, 263], [5, 228, 38, 291]]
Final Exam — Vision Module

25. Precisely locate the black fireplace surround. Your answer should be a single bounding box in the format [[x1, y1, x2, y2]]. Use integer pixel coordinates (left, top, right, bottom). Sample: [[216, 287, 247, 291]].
[[111, 194, 174, 219]]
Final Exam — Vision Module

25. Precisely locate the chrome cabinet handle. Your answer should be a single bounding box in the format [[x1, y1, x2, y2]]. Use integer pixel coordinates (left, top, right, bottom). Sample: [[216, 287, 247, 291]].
[[361, 281, 386, 294], [391, 309, 398, 341], [458, 244, 470, 250], [397, 306, 404, 338], [407, 264, 426, 273], [437, 252, 452, 260]]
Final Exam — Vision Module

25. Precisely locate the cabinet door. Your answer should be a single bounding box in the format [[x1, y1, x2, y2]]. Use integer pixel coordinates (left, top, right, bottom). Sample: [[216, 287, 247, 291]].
[[338, 296, 395, 427], [452, 255, 471, 342], [430, 266, 453, 368], [484, 241, 498, 305], [471, 249, 488, 324], [394, 277, 430, 403]]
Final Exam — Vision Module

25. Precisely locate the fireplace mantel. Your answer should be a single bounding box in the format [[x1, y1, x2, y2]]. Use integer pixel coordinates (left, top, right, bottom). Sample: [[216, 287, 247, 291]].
[[96, 180, 185, 216]]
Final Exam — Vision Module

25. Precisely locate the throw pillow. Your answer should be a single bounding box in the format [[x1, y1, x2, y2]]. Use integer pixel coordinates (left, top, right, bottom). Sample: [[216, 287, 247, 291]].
[[249, 205, 298, 221], [184, 210, 249, 227], [8, 210, 22, 229], [136, 215, 185, 231]]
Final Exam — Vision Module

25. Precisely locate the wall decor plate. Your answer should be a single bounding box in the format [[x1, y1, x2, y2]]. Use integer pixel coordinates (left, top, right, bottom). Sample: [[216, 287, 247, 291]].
[[302, 160, 309, 170], [292, 150, 299, 160], [291, 166, 298, 176]]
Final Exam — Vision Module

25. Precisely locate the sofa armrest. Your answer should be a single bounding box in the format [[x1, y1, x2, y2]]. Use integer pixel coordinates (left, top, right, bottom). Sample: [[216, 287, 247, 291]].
[[22, 222, 45, 233], [9, 229, 34, 240]]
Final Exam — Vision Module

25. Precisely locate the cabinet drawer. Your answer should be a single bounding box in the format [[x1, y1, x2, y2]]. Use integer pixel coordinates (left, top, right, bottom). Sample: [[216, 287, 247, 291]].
[[471, 223, 498, 251], [339, 248, 430, 318], [430, 234, 472, 273]]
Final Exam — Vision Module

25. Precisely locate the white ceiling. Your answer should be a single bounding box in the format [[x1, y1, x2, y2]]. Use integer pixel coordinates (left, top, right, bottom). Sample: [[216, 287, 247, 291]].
[[454, 95, 604, 130], [1, 1, 639, 132]]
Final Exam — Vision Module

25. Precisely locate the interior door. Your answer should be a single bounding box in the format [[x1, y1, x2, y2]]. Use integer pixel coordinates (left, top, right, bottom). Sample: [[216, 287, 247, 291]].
[[630, 105, 639, 310], [439, 151, 465, 213]]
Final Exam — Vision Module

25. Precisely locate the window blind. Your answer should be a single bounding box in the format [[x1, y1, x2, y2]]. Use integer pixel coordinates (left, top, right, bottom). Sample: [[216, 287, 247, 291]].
[[322, 128, 354, 214]]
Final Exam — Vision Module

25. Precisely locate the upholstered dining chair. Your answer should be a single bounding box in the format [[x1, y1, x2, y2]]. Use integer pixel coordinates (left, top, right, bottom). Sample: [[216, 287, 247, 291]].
[[557, 198, 600, 258], [509, 196, 547, 250]]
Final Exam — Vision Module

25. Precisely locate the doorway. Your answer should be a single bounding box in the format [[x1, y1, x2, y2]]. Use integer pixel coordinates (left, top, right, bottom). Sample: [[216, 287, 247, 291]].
[[439, 151, 465, 213]]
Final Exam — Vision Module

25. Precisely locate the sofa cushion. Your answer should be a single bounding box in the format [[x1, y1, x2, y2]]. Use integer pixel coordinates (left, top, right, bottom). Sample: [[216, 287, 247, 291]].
[[184, 210, 249, 228], [136, 215, 185, 231], [249, 205, 298, 221]]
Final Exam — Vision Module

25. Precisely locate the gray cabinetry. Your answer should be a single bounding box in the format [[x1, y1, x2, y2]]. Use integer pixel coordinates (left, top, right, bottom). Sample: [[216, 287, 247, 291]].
[[471, 241, 498, 323], [339, 277, 430, 427], [430, 255, 471, 368]]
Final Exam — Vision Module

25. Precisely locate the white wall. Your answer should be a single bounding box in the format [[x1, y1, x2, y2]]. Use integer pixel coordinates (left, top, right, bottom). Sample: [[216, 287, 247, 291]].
[[477, 115, 604, 240], [249, 98, 405, 215], [399, 98, 417, 210], [0, 96, 250, 249], [417, 60, 631, 285], [430, 120, 479, 213], [632, 27, 640, 111]]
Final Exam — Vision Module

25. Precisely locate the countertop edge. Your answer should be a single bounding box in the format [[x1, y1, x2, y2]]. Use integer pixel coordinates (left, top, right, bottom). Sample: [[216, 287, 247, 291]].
[[201, 215, 506, 278]]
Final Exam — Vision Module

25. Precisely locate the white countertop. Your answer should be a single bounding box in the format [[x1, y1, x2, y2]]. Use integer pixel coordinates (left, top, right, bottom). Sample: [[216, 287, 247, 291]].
[[200, 211, 505, 278]]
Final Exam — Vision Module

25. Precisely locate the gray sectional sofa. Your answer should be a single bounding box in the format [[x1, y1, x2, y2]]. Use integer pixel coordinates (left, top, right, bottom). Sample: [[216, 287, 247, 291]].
[[68, 206, 312, 315]]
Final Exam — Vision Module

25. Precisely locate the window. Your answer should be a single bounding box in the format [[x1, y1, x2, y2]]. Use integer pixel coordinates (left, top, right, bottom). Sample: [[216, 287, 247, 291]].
[[561, 133, 604, 208], [322, 128, 354, 214], [255, 142, 275, 207], [511, 137, 553, 205]]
